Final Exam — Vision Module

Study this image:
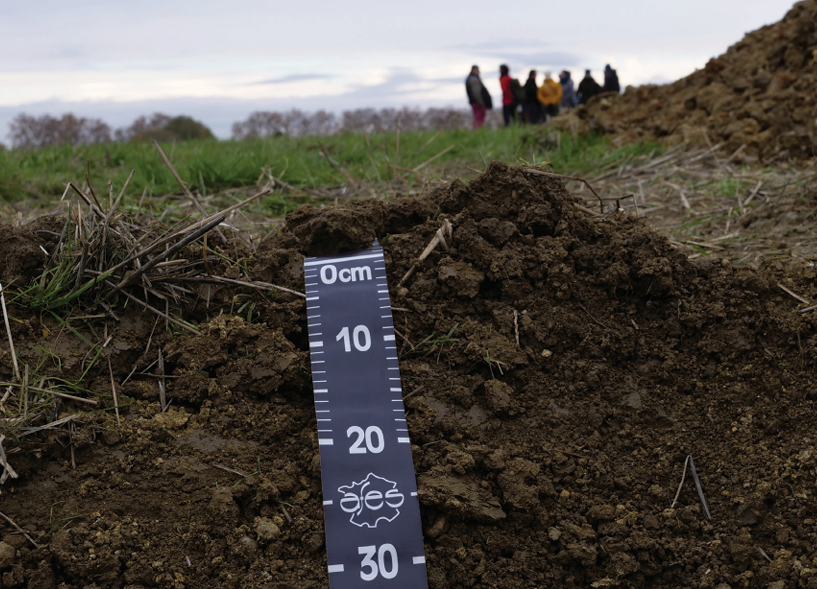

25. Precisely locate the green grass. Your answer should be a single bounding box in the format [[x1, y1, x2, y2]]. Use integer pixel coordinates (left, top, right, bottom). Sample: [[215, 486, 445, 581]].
[[0, 127, 662, 207]]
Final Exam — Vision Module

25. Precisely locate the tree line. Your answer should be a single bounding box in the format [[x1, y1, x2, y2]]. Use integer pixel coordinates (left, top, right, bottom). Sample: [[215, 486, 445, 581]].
[[5, 106, 497, 149], [7, 113, 215, 149], [230, 107, 490, 138]]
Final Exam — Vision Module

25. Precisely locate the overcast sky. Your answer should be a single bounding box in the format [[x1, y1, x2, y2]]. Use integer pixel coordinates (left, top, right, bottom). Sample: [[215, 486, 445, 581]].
[[0, 0, 797, 140]]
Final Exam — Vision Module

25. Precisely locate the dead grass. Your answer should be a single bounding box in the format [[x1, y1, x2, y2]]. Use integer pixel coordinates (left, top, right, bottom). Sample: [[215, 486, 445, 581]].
[[567, 145, 817, 264], [0, 151, 278, 478]]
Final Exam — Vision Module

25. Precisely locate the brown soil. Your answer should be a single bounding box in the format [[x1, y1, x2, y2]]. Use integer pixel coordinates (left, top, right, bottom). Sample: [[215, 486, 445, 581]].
[[552, 0, 817, 161], [2, 162, 817, 589]]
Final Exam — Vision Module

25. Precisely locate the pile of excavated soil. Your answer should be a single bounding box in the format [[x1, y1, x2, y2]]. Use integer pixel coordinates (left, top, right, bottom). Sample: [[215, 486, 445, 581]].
[[3, 162, 817, 589], [553, 0, 817, 161]]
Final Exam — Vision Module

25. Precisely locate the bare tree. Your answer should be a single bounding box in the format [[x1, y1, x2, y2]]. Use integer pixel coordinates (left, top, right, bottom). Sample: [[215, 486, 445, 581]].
[[9, 113, 112, 149], [231, 106, 478, 139]]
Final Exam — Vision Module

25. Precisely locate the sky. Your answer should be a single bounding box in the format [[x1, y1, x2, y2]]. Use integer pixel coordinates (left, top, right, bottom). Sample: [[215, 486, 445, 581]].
[[0, 0, 798, 140]]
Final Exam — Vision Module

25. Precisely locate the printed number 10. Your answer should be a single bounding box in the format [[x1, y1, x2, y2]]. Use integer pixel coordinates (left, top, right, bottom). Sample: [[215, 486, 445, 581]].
[[336, 325, 371, 352], [359, 544, 398, 581]]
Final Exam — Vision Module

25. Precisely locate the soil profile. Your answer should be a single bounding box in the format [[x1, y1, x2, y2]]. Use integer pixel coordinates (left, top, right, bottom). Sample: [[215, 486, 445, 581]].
[[1, 162, 817, 589]]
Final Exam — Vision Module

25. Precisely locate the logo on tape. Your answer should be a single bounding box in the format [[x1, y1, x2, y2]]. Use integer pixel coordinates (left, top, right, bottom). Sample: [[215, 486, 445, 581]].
[[338, 473, 405, 528]]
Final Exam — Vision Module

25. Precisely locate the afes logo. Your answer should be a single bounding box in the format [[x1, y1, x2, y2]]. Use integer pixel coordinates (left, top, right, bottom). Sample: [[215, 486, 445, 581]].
[[338, 473, 404, 528]]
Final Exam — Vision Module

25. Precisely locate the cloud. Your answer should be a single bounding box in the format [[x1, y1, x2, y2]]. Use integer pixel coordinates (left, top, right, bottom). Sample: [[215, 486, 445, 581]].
[[496, 52, 584, 68], [446, 40, 583, 67], [429, 76, 467, 85], [448, 39, 546, 52], [251, 73, 333, 85]]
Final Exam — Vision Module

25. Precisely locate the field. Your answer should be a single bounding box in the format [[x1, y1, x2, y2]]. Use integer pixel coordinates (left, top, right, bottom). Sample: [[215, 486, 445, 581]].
[[1, 113, 817, 589]]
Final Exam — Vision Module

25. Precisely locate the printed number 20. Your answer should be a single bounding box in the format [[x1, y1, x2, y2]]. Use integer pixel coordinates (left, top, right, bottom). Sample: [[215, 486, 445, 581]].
[[336, 325, 371, 352], [359, 544, 398, 581], [347, 426, 384, 454]]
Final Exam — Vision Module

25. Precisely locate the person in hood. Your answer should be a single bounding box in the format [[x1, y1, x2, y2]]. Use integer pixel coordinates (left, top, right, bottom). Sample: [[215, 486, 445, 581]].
[[465, 65, 492, 129], [537, 72, 562, 121], [578, 69, 602, 105], [559, 70, 578, 109], [523, 70, 541, 124], [499, 64, 516, 126], [603, 64, 620, 93]]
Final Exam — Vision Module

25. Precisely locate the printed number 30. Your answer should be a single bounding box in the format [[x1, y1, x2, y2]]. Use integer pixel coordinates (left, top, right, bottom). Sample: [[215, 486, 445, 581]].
[[359, 544, 398, 581], [336, 325, 371, 352], [347, 426, 384, 454]]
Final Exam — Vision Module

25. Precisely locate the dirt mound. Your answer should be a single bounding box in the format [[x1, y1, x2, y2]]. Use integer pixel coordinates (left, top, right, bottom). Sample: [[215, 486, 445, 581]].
[[3, 163, 817, 588], [552, 0, 817, 161]]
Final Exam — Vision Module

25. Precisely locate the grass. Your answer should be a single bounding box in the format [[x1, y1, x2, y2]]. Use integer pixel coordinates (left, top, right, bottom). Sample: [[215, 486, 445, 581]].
[[0, 127, 662, 209]]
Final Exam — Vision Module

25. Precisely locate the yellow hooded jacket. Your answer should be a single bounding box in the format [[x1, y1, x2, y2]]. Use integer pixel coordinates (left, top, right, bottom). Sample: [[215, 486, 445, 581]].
[[537, 78, 562, 106]]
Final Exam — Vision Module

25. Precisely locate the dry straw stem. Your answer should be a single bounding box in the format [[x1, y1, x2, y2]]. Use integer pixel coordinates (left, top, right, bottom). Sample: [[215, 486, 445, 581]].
[[0, 434, 18, 484], [153, 275, 306, 299], [398, 219, 453, 288], [522, 166, 605, 212], [0, 509, 38, 548], [67, 182, 105, 219], [157, 347, 167, 412], [670, 455, 690, 509], [0, 282, 20, 381], [106, 169, 135, 222], [670, 454, 712, 520], [109, 214, 225, 294], [513, 309, 520, 348], [318, 141, 360, 186], [263, 168, 325, 200], [688, 456, 712, 520], [85, 161, 103, 210], [18, 413, 80, 437], [212, 463, 249, 477], [104, 281, 200, 335], [153, 140, 215, 220], [413, 143, 456, 172], [107, 355, 120, 426], [665, 181, 692, 210], [0, 383, 97, 406], [402, 386, 424, 400], [778, 283, 810, 306]]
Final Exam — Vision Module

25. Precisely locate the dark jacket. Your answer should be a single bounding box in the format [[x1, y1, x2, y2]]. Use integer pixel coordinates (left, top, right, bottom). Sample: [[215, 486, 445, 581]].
[[466, 73, 492, 108], [559, 73, 577, 108], [524, 78, 538, 103], [578, 74, 601, 104], [603, 68, 620, 93]]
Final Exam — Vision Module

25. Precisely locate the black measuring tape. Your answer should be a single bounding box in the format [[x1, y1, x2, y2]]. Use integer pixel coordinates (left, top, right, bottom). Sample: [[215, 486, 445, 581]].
[[304, 242, 429, 589]]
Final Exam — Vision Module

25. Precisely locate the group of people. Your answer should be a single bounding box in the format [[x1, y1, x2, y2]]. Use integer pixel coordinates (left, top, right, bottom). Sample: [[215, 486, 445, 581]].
[[465, 64, 620, 128]]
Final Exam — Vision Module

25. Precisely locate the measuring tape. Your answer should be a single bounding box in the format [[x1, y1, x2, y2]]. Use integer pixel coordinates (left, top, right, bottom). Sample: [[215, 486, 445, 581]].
[[304, 242, 429, 589]]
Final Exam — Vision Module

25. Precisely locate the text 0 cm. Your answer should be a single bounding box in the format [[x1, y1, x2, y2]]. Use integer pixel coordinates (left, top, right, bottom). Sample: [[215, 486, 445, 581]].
[[320, 265, 373, 284]]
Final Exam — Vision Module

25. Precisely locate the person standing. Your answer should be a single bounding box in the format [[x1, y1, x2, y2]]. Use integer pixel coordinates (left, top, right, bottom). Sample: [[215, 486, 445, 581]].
[[603, 64, 621, 93], [577, 69, 602, 105], [523, 70, 542, 124], [537, 72, 562, 121], [465, 65, 492, 129], [499, 64, 516, 126], [559, 70, 578, 109]]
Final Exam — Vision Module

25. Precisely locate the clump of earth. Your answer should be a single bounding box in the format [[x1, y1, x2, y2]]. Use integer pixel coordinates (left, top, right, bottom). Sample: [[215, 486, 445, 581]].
[[551, 0, 817, 161], [2, 161, 817, 588]]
